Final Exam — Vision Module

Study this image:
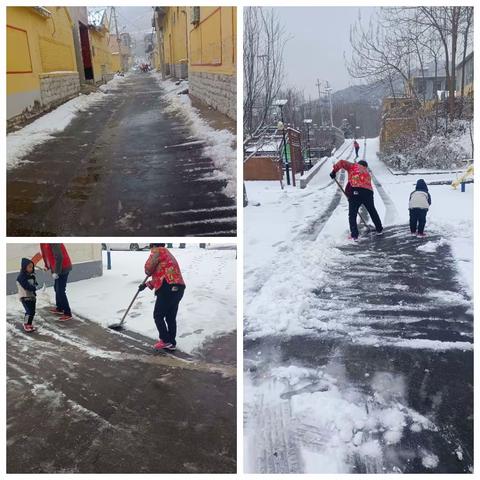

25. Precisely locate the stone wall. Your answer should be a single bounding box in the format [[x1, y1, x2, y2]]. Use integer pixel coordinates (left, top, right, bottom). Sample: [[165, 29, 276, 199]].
[[39, 72, 80, 108], [189, 71, 236, 120]]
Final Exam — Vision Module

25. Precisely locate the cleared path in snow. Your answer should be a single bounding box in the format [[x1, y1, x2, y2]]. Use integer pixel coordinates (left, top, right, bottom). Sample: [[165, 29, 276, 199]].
[[7, 307, 236, 473], [244, 139, 472, 473], [7, 73, 236, 236]]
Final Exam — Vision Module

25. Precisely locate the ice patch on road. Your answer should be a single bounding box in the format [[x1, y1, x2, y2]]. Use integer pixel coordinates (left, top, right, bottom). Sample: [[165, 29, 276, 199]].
[[154, 75, 236, 198]]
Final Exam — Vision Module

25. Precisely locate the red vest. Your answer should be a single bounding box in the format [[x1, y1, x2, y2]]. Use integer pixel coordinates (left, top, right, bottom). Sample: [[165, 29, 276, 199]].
[[144, 247, 185, 290], [333, 160, 373, 191], [40, 244, 72, 272]]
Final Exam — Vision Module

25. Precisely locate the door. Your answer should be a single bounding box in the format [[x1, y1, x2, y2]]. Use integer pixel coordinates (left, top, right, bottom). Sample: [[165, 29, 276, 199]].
[[79, 22, 94, 81]]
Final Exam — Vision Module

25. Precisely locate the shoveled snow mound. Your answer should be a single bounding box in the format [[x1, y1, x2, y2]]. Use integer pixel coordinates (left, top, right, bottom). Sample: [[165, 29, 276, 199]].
[[7, 74, 128, 170], [154, 75, 236, 198]]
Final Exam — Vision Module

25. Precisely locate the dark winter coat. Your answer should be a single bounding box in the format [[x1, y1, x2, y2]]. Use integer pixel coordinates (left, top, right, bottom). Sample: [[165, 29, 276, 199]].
[[16, 258, 38, 299], [409, 179, 432, 210]]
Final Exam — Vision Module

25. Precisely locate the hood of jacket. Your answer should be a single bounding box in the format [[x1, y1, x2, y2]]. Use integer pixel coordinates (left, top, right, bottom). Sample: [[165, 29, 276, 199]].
[[21, 257, 34, 273], [416, 179, 428, 192]]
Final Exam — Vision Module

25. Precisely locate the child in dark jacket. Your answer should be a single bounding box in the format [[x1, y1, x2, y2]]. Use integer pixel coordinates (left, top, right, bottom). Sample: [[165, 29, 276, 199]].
[[409, 179, 431, 237], [16, 258, 38, 332]]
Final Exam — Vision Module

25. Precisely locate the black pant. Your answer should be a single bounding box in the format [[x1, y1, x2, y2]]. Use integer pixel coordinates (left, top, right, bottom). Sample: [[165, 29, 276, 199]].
[[409, 208, 427, 234], [54, 272, 71, 315], [355, 147, 360, 157], [21, 297, 36, 324], [348, 188, 383, 238], [153, 282, 185, 346]]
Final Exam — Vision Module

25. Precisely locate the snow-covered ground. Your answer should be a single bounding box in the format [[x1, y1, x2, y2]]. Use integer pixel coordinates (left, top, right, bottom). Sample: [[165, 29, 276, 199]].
[[7, 248, 236, 355], [244, 137, 473, 473], [7, 74, 130, 170], [153, 75, 236, 198]]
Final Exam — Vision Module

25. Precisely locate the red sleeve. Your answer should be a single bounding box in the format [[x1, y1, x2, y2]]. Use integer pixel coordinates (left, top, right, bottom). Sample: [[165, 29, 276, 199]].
[[333, 160, 352, 174], [144, 252, 160, 276]]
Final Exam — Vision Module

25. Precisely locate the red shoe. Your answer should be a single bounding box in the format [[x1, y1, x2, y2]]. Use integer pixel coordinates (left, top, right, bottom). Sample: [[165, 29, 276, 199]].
[[50, 308, 63, 315], [23, 323, 36, 332], [417, 233, 427, 238], [58, 314, 72, 321], [153, 340, 169, 350]]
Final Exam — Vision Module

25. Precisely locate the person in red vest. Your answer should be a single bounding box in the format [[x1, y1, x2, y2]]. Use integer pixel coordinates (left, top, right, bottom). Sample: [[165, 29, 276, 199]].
[[330, 159, 383, 240], [139, 243, 186, 351], [39, 243, 73, 321], [353, 140, 360, 158]]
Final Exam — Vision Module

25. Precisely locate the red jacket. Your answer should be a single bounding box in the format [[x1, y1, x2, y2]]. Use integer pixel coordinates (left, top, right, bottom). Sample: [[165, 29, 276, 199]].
[[332, 160, 373, 191], [353, 141, 360, 149], [144, 247, 185, 291], [40, 244, 72, 275]]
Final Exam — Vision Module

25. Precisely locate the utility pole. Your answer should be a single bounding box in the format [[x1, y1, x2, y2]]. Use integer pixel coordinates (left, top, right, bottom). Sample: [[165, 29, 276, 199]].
[[325, 80, 333, 127], [112, 7, 122, 71], [316, 79, 324, 126]]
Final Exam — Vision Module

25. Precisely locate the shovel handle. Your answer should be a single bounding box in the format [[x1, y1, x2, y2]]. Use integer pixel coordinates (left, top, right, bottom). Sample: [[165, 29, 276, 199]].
[[119, 275, 149, 325]]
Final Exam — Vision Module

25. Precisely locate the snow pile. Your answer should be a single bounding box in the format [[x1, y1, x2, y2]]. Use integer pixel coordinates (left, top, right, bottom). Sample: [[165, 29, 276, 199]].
[[98, 72, 131, 93], [245, 365, 438, 473], [7, 74, 129, 170], [154, 75, 236, 198], [380, 119, 473, 171], [7, 249, 236, 355]]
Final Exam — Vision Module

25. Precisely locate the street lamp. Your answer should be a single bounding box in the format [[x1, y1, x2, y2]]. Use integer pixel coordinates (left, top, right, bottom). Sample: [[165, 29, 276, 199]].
[[304, 118, 312, 168], [274, 99, 290, 185]]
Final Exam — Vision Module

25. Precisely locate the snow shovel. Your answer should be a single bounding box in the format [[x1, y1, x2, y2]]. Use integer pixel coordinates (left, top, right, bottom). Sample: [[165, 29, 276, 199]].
[[108, 276, 149, 331], [333, 177, 371, 230]]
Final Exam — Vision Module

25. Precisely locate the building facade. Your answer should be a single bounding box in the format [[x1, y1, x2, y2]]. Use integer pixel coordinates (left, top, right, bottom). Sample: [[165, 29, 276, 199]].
[[456, 51, 474, 97], [88, 9, 114, 84], [6, 244, 103, 295], [187, 6, 236, 119], [7, 7, 80, 126]]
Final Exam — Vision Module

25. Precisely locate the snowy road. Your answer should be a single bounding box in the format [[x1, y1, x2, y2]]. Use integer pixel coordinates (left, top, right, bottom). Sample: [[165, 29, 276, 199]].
[[7, 73, 236, 236], [7, 306, 236, 473], [244, 138, 473, 473]]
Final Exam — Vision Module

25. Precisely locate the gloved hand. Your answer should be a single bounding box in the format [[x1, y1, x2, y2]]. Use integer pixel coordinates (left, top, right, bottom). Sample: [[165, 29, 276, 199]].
[[330, 171, 336, 179], [52, 273, 59, 280], [138, 283, 147, 291]]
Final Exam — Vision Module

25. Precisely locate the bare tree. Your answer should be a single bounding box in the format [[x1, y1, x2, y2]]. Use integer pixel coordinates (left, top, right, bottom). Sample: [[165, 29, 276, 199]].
[[243, 7, 289, 139]]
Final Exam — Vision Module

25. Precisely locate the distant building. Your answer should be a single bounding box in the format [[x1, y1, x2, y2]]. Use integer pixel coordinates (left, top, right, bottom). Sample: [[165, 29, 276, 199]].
[[109, 32, 132, 72], [407, 63, 447, 101], [456, 51, 473, 97], [7, 7, 80, 127]]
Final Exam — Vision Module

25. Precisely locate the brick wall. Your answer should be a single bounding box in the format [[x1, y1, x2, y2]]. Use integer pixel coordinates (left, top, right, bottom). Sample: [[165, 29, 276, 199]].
[[189, 71, 236, 120], [39, 72, 80, 108]]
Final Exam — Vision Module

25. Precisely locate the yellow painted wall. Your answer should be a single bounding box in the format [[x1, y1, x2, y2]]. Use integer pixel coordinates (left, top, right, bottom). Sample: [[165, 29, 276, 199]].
[[7, 243, 102, 273], [188, 6, 236, 76], [162, 7, 188, 65], [89, 29, 112, 83], [111, 52, 121, 72], [7, 6, 77, 97]]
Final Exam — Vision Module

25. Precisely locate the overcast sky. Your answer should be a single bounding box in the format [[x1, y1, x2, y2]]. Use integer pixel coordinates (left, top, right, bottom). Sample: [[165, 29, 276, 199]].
[[274, 7, 379, 97]]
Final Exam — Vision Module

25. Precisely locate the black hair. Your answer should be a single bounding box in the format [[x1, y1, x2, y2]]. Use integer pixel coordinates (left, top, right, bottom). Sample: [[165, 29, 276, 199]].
[[358, 160, 368, 168], [150, 243, 166, 248]]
